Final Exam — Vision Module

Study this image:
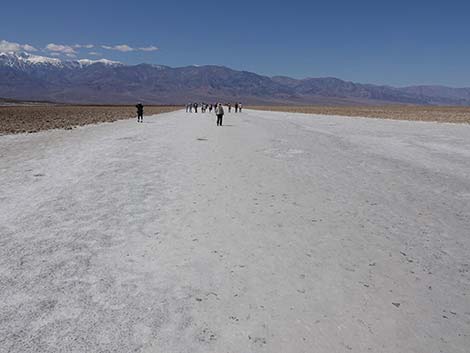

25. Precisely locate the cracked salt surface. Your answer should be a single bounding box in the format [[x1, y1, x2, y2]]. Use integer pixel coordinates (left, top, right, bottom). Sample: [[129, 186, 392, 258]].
[[1, 109, 469, 352]]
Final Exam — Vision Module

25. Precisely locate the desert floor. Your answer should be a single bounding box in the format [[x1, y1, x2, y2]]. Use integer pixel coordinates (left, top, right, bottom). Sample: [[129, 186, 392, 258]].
[[1, 109, 469, 352], [0, 105, 180, 135], [250, 105, 470, 124]]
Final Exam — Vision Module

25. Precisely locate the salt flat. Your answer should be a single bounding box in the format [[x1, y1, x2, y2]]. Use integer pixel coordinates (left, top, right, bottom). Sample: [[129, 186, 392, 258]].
[[1, 109, 469, 353]]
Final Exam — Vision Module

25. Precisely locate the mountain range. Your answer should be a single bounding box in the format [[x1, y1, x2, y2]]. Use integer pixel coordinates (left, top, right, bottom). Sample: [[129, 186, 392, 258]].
[[1, 52, 470, 106]]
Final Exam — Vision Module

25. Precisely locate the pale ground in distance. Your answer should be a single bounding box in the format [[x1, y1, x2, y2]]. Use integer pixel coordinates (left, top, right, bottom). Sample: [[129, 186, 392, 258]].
[[0, 109, 469, 353], [250, 105, 470, 124]]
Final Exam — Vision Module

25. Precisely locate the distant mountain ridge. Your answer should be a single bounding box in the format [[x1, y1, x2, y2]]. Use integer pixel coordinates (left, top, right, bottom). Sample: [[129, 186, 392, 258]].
[[1, 52, 470, 105]]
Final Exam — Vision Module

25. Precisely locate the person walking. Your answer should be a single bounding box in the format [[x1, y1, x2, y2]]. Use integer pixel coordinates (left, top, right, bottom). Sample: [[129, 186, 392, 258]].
[[136, 102, 144, 123], [193, 102, 198, 113], [215, 103, 224, 126], [235, 102, 239, 113], [239, 102, 243, 113], [228, 103, 232, 113]]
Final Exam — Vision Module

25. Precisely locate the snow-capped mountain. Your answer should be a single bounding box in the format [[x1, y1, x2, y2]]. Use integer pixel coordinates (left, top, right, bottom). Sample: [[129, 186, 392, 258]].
[[1, 52, 470, 105], [0, 52, 62, 70], [0, 52, 122, 70]]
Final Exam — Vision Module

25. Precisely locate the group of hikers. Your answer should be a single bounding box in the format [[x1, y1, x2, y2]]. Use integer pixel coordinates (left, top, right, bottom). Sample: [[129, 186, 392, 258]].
[[185, 102, 243, 126], [185, 102, 243, 114], [135, 102, 242, 126]]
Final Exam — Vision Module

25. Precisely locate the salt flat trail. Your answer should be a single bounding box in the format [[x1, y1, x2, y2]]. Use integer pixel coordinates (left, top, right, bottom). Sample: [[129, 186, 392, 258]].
[[1, 109, 469, 353]]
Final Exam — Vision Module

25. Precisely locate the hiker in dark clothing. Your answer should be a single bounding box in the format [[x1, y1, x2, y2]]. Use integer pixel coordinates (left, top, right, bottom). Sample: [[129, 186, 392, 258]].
[[215, 103, 224, 126], [235, 102, 239, 113], [227, 103, 232, 113], [193, 102, 198, 113], [209, 104, 213, 113], [136, 103, 144, 122]]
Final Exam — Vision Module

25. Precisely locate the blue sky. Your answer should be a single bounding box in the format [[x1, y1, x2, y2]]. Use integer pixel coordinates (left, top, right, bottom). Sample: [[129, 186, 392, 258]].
[[1, 0, 470, 87]]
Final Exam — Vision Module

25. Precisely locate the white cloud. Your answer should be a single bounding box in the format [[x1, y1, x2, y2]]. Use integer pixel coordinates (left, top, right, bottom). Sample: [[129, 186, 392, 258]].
[[73, 44, 95, 49], [139, 46, 159, 52], [50, 52, 62, 57], [102, 44, 134, 52], [45, 43, 76, 54], [0, 39, 159, 55], [23, 44, 38, 52], [88, 51, 101, 56], [0, 39, 38, 52], [65, 53, 77, 58], [101, 44, 159, 52]]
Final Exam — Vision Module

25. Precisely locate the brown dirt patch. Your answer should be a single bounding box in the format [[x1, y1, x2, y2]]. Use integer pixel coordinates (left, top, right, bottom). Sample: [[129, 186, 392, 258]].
[[0, 105, 181, 135], [248, 105, 470, 124]]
